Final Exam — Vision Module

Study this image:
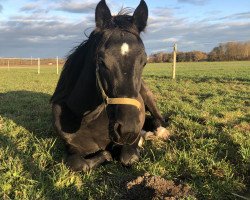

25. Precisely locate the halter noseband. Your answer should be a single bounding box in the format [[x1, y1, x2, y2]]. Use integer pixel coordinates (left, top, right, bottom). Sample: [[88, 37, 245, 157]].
[[96, 66, 141, 110]]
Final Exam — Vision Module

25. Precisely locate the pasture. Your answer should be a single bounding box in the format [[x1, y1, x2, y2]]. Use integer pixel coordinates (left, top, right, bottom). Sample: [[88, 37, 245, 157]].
[[0, 61, 249, 199]]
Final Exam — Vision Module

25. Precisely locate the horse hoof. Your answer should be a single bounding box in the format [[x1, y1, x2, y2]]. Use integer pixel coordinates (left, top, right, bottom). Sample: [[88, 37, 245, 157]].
[[128, 153, 139, 166], [120, 147, 140, 166], [122, 153, 140, 166], [66, 154, 90, 172]]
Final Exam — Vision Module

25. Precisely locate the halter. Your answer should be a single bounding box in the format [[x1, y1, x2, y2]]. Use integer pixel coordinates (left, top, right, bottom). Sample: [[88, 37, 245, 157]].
[[94, 31, 142, 146], [96, 66, 142, 110]]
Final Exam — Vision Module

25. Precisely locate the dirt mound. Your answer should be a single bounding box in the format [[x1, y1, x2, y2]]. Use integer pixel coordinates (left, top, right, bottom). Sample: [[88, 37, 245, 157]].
[[124, 173, 194, 200]]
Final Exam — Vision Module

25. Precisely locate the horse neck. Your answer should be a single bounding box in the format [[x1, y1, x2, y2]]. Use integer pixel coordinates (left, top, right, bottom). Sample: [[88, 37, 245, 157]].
[[66, 53, 103, 117]]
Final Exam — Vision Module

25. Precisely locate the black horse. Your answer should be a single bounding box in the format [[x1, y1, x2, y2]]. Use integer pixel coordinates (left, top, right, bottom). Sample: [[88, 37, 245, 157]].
[[51, 0, 167, 171]]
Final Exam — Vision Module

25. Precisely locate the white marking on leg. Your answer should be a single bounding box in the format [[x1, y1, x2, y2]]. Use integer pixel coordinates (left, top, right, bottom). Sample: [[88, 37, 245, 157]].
[[121, 43, 129, 55], [138, 137, 144, 148], [140, 130, 155, 145], [139, 127, 170, 148], [154, 126, 170, 140]]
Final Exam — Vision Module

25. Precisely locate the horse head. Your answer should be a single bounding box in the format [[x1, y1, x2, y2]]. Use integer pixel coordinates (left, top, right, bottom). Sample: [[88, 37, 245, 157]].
[[94, 0, 148, 145]]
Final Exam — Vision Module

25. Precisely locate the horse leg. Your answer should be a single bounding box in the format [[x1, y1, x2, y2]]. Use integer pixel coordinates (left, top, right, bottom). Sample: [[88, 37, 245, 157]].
[[66, 154, 90, 172], [53, 104, 112, 172], [66, 150, 112, 172], [140, 80, 170, 140], [140, 80, 165, 125]]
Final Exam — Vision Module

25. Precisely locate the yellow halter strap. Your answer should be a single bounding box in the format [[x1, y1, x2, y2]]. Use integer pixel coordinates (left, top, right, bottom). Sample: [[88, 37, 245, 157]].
[[96, 67, 141, 110]]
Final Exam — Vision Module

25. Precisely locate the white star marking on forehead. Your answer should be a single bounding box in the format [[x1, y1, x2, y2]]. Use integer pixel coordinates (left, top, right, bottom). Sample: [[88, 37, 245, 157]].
[[121, 43, 129, 55]]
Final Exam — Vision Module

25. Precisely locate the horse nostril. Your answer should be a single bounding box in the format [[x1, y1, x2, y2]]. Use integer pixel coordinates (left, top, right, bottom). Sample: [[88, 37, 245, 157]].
[[114, 123, 122, 135]]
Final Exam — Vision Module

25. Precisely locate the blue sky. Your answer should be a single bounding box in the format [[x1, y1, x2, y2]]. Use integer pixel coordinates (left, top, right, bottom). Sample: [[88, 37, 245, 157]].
[[0, 0, 249, 58]]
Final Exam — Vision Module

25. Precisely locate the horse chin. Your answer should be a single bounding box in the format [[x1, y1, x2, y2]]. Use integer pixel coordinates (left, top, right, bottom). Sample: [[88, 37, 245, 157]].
[[112, 133, 140, 146]]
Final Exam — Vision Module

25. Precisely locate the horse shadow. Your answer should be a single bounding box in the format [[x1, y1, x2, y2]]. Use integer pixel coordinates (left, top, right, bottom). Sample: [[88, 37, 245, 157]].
[[0, 90, 54, 139], [0, 90, 66, 161], [0, 90, 156, 199], [0, 91, 77, 198]]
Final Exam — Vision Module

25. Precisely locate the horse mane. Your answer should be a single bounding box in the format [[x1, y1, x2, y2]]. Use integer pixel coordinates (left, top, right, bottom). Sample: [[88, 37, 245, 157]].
[[50, 9, 140, 105], [50, 31, 99, 104]]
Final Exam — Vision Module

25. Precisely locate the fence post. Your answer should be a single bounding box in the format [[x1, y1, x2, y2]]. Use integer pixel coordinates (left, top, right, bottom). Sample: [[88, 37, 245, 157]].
[[8, 60, 10, 71], [38, 58, 40, 74], [172, 43, 177, 79], [56, 56, 59, 75]]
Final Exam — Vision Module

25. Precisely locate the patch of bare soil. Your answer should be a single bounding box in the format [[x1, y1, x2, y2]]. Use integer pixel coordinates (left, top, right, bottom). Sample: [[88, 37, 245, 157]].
[[123, 173, 194, 200]]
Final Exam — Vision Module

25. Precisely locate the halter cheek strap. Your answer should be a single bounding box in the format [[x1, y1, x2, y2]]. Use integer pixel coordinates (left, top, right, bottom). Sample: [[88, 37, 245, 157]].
[[96, 67, 141, 110]]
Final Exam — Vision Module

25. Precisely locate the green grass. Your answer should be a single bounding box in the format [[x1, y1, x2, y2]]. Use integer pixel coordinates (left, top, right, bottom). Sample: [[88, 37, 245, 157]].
[[0, 61, 250, 199]]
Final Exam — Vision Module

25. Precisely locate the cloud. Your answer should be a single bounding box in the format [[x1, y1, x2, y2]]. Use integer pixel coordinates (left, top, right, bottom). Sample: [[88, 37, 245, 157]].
[[19, 1, 98, 14], [0, 4, 3, 12], [0, 0, 101, 57], [0, 0, 249, 58], [177, 0, 209, 5], [163, 38, 179, 42], [56, 1, 97, 13], [195, 11, 250, 24], [20, 4, 38, 12], [0, 13, 95, 57], [144, 9, 250, 53], [220, 12, 250, 20], [20, 3, 49, 14], [148, 8, 184, 32]]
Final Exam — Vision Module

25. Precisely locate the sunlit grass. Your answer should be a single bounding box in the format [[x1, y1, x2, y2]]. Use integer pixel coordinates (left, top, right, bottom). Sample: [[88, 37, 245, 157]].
[[0, 61, 250, 199]]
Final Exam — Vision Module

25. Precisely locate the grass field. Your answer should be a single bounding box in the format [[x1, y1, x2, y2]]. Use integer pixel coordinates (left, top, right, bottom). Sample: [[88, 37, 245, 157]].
[[0, 61, 250, 199]]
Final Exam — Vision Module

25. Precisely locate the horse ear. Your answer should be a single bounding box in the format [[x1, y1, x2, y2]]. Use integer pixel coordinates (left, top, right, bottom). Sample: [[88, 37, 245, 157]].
[[95, 0, 112, 28], [133, 0, 148, 32]]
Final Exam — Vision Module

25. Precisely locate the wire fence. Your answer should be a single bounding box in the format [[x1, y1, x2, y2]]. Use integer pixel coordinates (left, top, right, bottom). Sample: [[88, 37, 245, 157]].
[[0, 57, 65, 66], [0, 57, 65, 74]]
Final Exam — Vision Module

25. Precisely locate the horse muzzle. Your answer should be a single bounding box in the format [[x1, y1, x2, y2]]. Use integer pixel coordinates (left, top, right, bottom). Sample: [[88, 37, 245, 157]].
[[112, 122, 141, 145]]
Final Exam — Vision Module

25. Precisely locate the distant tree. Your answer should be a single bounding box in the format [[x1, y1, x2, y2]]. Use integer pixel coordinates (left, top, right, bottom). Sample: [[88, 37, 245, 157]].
[[158, 53, 165, 63], [177, 52, 186, 62], [192, 51, 208, 61], [208, 41, 250, 61], [147, 41, 250, 63]]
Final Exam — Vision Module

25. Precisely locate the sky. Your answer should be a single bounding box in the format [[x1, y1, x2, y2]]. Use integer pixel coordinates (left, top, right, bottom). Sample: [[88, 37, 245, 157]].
[[0, 0, 249, 58]]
